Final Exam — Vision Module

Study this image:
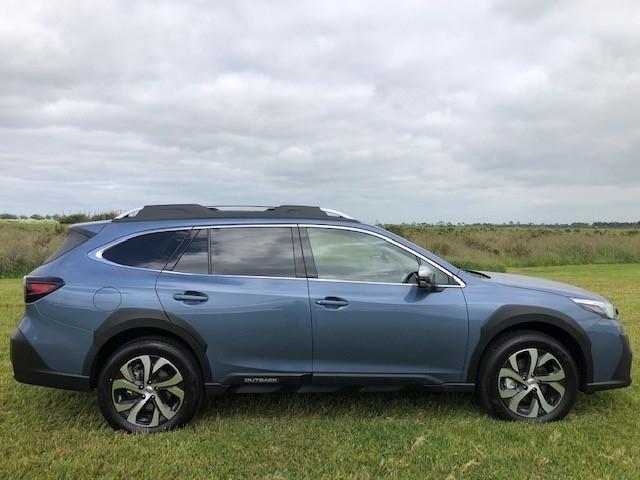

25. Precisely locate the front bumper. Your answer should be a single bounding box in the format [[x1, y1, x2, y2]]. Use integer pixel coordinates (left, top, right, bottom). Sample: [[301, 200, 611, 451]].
[[10, 328, 91, 391], [583, 333, 632, 392]]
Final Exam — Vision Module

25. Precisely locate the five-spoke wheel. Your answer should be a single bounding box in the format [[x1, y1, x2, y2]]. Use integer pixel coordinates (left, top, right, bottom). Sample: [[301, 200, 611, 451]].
[[111, 354, 185, 427], [98, 337, 202, 432], [478, 330, 578, 422], [498, 348, 566, 418]]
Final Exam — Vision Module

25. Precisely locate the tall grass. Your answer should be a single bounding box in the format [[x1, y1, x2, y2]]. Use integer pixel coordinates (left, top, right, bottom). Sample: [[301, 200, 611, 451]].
[[0, 221, 67, 277], [384, 225, 640, 272], [1, 220, 639, 277]]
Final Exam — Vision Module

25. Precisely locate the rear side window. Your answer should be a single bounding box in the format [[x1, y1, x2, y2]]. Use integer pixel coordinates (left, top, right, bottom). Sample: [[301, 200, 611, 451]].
[[44, 229, 92, 263], [210, 227, 295, 277], [103, 230, 189, 269], [173, 230, 209, 274]]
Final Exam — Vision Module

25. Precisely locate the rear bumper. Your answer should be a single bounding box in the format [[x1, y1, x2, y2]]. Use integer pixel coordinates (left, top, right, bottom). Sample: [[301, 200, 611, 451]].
[[10, 328, 91, 391], [583, 333, 632, 393]]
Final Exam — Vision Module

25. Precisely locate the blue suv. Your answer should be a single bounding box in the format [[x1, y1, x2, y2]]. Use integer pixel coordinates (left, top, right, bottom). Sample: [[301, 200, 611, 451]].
[[10, 204, 632, 432]]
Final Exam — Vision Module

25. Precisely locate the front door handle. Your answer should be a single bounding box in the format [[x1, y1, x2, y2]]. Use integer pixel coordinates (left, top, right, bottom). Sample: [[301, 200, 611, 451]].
[[315, 297, 349, 309], [173, 292, 208, 303]]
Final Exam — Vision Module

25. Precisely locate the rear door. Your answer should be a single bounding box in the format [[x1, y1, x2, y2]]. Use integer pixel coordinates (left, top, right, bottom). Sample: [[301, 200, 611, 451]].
[[155, 225, 312, 385]]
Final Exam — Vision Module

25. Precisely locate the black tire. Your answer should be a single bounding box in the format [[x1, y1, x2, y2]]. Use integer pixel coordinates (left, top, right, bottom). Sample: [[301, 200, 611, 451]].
[[477, 330, 578, 422], [97, 336, 202, 432]]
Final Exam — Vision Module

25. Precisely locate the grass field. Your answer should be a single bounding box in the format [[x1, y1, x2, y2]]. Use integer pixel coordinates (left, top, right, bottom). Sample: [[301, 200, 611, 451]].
[[0, 264, 638, 479], [2, 220, 640, 277], [385, 225, 640, 272], [0, 220, 66, 278]]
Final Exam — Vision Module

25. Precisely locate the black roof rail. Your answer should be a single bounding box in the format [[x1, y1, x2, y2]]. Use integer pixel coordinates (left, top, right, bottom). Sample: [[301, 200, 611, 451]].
[[113, 204, 358, 222]]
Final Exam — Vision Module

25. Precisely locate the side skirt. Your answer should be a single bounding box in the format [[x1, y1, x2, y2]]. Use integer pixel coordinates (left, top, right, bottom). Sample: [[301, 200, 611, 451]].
[[204, 373, 475, 396]]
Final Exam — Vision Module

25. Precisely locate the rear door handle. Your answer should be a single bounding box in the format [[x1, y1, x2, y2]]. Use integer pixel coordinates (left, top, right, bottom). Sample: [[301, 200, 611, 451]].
[[173, 292, 208, 303], [315, 297, 349, 308]]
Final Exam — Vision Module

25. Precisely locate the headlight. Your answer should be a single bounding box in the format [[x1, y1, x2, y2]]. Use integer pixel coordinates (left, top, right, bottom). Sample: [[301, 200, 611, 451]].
[[571, 298, 617, 319]]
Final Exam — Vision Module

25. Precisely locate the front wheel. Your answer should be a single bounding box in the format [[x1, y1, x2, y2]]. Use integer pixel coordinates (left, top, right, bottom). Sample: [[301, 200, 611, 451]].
[[97, 337, 202, 432], [477, 331, 578, 422]]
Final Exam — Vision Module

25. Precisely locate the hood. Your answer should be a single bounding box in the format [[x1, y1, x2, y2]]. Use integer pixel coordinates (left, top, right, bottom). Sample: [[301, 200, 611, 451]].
[[478, 271, 607, 301]]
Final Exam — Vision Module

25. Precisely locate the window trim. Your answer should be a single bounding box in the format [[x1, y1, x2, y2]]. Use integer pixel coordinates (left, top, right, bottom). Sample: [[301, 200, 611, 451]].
[[92, 227, 192, 272], [89, 223, 465, 287]]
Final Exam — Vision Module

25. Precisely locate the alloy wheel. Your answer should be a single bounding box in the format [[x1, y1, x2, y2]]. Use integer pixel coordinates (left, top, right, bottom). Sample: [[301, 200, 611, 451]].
[[497, 348, 567, 418], [111, 354, 185, 428]]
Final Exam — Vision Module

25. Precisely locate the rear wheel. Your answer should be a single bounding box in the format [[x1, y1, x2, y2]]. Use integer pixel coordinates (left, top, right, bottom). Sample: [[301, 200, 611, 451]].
[[97, 337, 202, 432], [477, 331, 578, 422]]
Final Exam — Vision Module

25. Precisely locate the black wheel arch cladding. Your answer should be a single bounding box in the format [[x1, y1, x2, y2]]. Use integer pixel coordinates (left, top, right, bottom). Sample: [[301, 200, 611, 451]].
[[83, 308, 213, 386], [467, 305, 593, 385]]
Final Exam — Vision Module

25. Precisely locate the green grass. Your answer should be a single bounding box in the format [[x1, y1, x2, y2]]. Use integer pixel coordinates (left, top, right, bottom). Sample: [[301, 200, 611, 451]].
[[3, 222, 640, 277], [0, 222, 640, 278], [0, 264, 638, 479], [385, 225, 640, 272], [0, 221, 66, 278], [0, 218, 60, 230]]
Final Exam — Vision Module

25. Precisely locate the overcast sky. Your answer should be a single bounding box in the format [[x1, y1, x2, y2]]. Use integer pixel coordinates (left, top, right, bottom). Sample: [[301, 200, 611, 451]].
[[1, 0, 639, 223]]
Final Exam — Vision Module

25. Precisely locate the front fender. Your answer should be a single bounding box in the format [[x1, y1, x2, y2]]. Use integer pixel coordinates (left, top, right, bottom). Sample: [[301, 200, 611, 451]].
[[465, 305, 593, 385]]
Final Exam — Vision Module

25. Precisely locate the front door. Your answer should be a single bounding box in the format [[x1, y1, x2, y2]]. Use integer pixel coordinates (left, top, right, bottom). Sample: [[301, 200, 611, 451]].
[[156, 225, 312, 384], [301, 226, 468, 384]]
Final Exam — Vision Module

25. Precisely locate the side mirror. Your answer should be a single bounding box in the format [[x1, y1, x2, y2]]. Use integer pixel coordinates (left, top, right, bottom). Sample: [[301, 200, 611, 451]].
[[417, 264, 437, 289]]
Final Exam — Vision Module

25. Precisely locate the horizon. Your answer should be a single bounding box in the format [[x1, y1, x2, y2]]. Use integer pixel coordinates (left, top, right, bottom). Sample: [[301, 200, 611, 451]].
[[1, 209, 638, 227]]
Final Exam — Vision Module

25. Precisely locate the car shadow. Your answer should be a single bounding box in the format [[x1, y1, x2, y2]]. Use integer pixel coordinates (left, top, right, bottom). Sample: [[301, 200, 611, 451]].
[[22, 384, 632, 429], [198, 390, 478, 421]]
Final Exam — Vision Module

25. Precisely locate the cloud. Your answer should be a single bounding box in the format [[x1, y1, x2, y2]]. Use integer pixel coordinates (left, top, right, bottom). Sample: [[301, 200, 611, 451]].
[[0, 0, 639, 222]]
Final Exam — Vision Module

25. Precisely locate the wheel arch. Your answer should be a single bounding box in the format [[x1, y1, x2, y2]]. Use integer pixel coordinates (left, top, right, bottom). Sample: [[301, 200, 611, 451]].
[[83, 308, 213, 388], [466, 305, 593, 389]]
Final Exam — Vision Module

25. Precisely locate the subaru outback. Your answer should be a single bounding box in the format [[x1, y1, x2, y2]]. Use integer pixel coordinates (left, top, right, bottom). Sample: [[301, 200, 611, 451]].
[[10, 204, 632, 432]]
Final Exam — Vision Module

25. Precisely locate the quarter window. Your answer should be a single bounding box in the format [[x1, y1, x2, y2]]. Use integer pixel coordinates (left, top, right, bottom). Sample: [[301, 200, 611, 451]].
[[307, 228, 448, 284], [103, 230, 189, 269], [210, 227, 296, 277]]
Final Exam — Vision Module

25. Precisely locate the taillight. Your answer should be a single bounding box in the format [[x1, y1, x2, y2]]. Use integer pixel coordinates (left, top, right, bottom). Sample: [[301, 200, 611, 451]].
[[24, 276, 65, 303]]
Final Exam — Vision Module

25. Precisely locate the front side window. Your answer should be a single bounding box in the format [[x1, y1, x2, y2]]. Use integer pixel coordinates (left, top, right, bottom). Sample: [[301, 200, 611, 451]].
[[103, 230, 189, 269], [307, 228, 447, 284], [209, 227, 296, 277]]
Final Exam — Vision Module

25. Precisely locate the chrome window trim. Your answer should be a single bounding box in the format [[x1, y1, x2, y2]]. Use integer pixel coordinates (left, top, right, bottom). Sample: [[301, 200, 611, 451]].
[[89, 224, 300, 275], [161, 270, 305, 281], [309, 278, 427, 287], [89, 223, 465, 287], [300, 224, 465, 288], [90, 226, 195, 272]]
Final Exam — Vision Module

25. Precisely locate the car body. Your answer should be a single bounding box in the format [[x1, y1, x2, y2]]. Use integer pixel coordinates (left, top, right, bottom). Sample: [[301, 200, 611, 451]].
[[10, 204, 632, 431]]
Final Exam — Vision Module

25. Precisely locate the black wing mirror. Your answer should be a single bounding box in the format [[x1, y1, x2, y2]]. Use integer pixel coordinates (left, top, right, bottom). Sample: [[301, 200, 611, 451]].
[[417, 264, 437, 290]]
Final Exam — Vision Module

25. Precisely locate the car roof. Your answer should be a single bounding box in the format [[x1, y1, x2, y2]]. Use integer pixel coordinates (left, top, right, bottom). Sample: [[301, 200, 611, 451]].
[[113, 204, 359, 223]]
